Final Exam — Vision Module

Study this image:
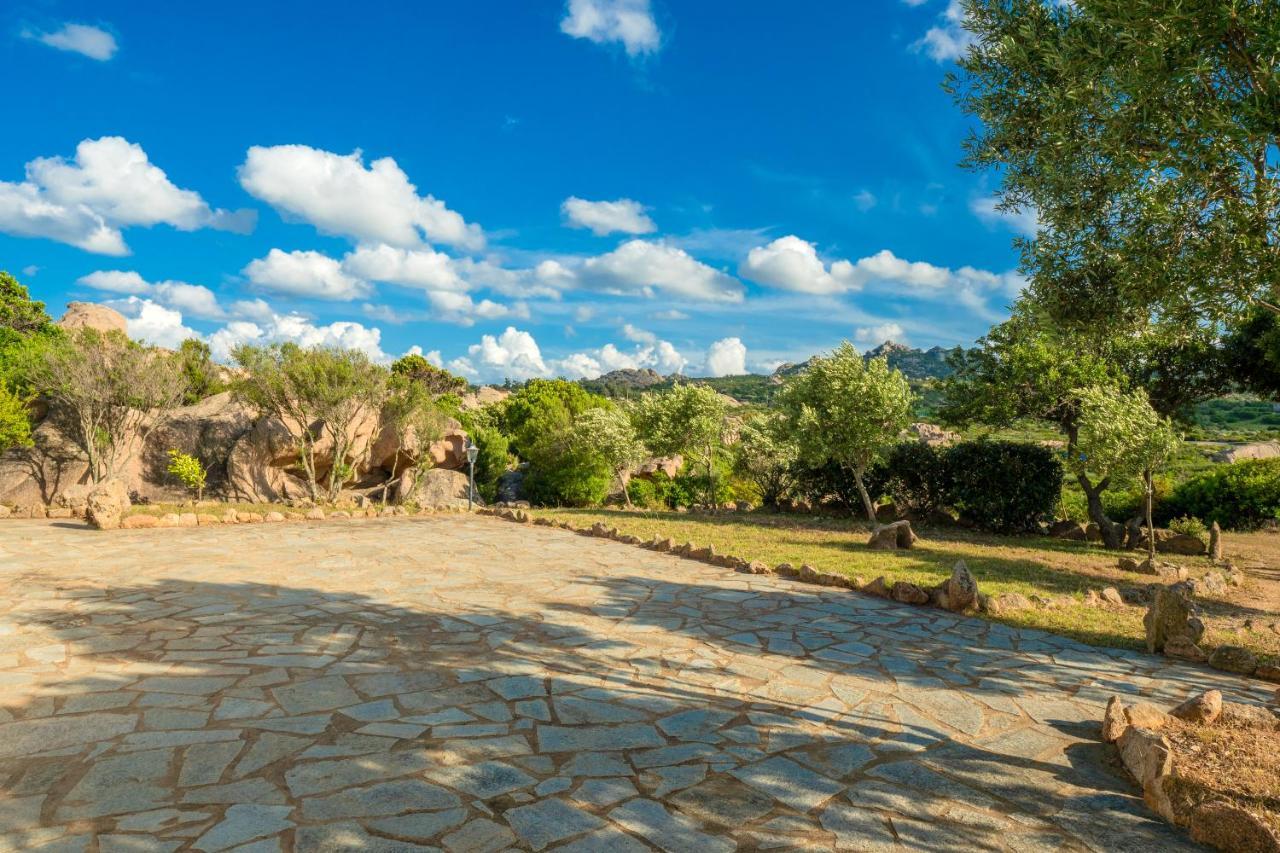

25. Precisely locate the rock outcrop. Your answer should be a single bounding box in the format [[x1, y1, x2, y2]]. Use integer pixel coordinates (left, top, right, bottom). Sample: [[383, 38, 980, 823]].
[[401, 468, 477, 509], [1143, 581, 1206, 658], [1212, 441, 1280, 463], [867, 520, 917, 550], [58, 302, 128, 336]]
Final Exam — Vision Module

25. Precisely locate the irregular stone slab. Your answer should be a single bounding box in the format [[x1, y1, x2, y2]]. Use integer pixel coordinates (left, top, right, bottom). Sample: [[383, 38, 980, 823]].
[[233, 733, 311, 777], [284, 750, 432, 797], [730, 756, 844, 811], [300, 778, 460, 820], [192, 803, 293, 852], [179, 741, 244, 787], [504, 798, 605, 850], [668, 776, 774, 827], [441, 818, 517, 852], [0, 713, 138, 759], [536, 723, 664, 752], [271, 676, 359, 715], [609, 798, 735, 853], [295, 821, 439, 852], [819, 802, 898, 851], [367, 807, 468, 842], [433, 760, 535, 798]]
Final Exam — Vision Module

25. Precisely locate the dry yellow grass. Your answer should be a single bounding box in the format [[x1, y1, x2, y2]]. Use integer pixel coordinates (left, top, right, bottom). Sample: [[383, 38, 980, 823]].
[[531, 508, 1280, 663]]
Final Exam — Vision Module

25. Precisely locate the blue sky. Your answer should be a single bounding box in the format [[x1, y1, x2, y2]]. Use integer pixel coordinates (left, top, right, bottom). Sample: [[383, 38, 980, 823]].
[[3, 0, 1028, 382]]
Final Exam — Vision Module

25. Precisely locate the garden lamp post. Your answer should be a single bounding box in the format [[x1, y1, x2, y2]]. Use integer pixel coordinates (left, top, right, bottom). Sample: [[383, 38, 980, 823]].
[[465, 438, 479, 511]]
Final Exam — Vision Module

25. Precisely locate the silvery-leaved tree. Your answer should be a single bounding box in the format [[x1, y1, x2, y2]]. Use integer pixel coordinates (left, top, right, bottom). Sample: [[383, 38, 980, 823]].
[[28, 328, 188, 484], [735, 411, 798, 508], [379, 374, 448, 505], [1073, 385, 1182, 562], [570, 406, 647, 507], [779, 342, 913, 527], [233, 344, 387, 502], [632, 383, 729, 508], [953, 0, 1280, 330]]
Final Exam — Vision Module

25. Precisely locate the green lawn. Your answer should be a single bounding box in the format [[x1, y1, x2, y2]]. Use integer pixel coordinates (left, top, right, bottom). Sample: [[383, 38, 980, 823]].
[[529, 508, 1279, 665]]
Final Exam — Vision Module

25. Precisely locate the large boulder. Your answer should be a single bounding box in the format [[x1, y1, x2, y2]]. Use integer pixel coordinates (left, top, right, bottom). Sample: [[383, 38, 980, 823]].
[[931, 561, 979, 612], [86, 479, 130, 530], [226, 416, 310, 503], [139, 392, 255, 500], [907, 422, 959, 447], [868, 520, 917, 550], [460, 386, 510, 411], [1156, 532, 1208, 557], [632, 455, 683, 481], [1144, 581, 1206, 656], [401, 467, 477, 509], [58, 302, 128, 336], [1212, 441, 1280, 463]]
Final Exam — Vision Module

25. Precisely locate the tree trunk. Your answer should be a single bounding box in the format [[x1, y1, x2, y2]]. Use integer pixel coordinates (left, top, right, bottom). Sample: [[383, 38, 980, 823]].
[[706, 441, 716, 511], [1079, 472, 1123, 549], [382, 453, 400, 507], [1144, 467, 1156, 563], [622, 470, 633, 509], [852, 465, 879, 528]]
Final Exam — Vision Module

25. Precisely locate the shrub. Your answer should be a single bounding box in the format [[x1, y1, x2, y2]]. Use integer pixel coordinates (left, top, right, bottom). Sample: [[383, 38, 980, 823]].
[[790, 460, 875, 514], [877, 442, 952, 516], [469, 426, 511, 503], [523, 441, 611, 507], [177, 339, 226, 404], [166, 450, 207, 500], [1163, 458, 1280, 529], [943, 441, 1063, 533], [1167, 515, 1209, 543]]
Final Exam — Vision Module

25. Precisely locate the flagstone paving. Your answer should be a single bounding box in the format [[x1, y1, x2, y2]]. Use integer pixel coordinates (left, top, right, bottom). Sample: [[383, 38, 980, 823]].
[[0, 516, 1274, 851]]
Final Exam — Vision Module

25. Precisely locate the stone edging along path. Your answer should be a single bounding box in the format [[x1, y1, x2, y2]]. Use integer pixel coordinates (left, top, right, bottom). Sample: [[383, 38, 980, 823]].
[[480, 507, 1280, 694]]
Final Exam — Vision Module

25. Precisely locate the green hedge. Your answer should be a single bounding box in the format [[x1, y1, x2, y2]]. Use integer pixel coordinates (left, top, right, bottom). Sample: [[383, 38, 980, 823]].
[[944, 441, 1063, 533], [1161, 458, 1280, 529]]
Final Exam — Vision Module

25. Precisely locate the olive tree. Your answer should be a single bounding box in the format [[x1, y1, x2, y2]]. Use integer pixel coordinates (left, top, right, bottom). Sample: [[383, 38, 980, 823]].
[[26, 329, 188, 483], [1074, 385, 1181, 562], [233, 344, 387, 502], [779, 342, 913, 526], [571, 406, 646, 507], [632, 383, 729, 508], [379, 374, 448, 505], [735, 411, 798, 508], [954, 0, 1280, 329]]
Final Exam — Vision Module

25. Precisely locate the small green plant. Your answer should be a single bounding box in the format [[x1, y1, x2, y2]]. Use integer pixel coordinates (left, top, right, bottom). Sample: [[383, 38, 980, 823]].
[[1168, 515, 1209, 543], [166, 450, 207, 501]]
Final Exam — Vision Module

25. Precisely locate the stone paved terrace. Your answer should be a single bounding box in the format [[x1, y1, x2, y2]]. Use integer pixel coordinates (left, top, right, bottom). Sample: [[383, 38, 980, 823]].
[[0, 517, 1275, 852]]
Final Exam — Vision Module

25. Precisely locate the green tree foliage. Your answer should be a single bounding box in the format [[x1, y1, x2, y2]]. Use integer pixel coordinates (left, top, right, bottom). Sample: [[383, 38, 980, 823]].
[[1075, 385, 1182, 558], [1222, 307, 1280, 398], [176, 339, 227, 404], [0, 382, 33, 452], [954, 1, 1280, 328], [1164, 458, 1280, 530], [379, 374, 448, 504], [778, 342, 913, 525], [500, 379, 606, 459], [0, 271, 53, 336], [944, 441, 1064, 533], [233, 344, 387, 501], [570, 406, 646, 506], [632, 383, 730, 507], [26, 329, 188, 482], [390, 353, 468, 396], [876, 442, 953, 518], [735, 411, 798, 507], [166, 450, 208, 501], [468, 426, 511, 503]]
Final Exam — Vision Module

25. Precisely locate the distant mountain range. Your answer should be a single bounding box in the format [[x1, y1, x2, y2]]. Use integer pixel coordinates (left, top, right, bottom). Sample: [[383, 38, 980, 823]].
[[577, 341, 961, 404]]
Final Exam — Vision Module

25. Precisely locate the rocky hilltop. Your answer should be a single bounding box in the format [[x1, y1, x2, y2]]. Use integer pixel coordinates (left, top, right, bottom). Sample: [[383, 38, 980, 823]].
[[773, 340, 958, 382]]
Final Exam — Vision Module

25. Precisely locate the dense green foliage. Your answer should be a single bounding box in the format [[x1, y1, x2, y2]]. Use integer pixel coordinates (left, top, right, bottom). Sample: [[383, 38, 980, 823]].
[[779, 343, 913, 523], [735, 412, 797, 507], [0, 383, 33, 452], [467, 426, 512, 503], [955, 0, 1280, 329], [945, 441, 1064, 533], [390, 354, 468, 396], [0, 271, 53, 336], [632, 383, 729, 506], [876, 442, 953, 518], [1163, 458, 1280, 530], [176, 339, 227, 405]]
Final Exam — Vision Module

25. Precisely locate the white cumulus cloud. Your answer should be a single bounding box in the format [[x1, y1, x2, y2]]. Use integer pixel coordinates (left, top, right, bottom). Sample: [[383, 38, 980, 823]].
[[239, 145, 483, 251], [109, 297, 200, 350], [855, 323, 907, 346], [24, 23, 118, 60], [562, 196, 656, 236], [243, 249, 371, 301], [79, 270, 225, 319], [914, 0, 975, 62], [577, 240, 743, 303], [208, 314, 390, 364], [0, 137, 253, 255], [560, 0, 660, 56], [448, 327, 550, 382], [341, 243, 465, 292], [705, 337, 747, 377], [971, 196, 1039, 237]]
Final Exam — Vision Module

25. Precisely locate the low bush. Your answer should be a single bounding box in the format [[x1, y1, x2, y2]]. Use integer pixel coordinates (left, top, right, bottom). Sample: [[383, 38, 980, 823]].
[[877, 442, 952, 516], [1162, 458, 1280, 529], [468, 426, 511, 504], [944, 440, 1063, 533], [1167, 515, 1209, 543]]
